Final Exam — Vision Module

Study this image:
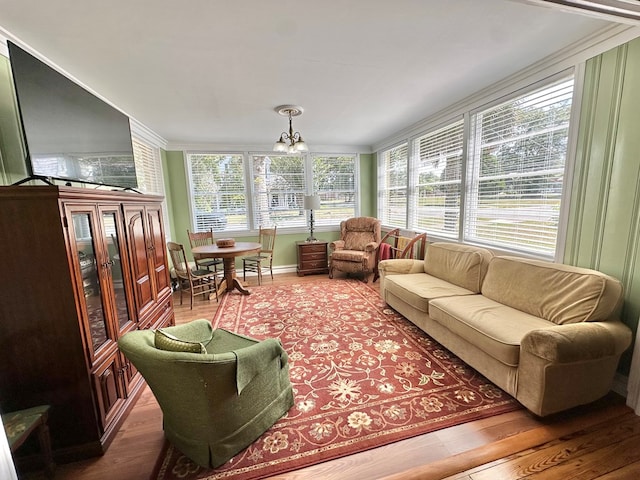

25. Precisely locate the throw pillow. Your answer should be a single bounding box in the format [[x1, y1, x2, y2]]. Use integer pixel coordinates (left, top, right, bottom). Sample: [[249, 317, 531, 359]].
[[154, 328, 207, 354]]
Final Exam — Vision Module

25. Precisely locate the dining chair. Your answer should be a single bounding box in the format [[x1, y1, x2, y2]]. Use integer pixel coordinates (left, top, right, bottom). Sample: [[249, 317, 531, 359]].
[[243, 226, 277, 285], [187, 229, 223, 274], [167, 242, 219, 309]]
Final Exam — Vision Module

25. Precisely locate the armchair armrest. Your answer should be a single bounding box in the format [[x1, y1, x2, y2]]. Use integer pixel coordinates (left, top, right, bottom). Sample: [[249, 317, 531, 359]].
[[364, 241, 379, 252], [330, 240, 345, 251], [521, 321, 632, 363]]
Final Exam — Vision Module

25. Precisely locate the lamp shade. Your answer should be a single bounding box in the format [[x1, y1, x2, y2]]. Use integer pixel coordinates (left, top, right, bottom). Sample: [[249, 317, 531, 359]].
[[304, 195, 321, 210]]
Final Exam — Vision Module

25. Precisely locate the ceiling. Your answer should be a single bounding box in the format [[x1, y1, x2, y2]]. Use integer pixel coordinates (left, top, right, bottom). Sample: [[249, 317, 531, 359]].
[[0, 0, 629, 150]]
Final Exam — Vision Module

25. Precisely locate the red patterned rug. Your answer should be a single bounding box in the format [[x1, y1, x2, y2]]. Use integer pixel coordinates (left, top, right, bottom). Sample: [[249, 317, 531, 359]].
[[152, 279, 520, 480]]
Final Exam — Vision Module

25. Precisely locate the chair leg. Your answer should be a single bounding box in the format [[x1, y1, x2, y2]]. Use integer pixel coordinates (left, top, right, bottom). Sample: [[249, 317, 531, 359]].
[[269, 259, 274, 282], [37, 420, 55, 478], [257, 263, 262, 286]]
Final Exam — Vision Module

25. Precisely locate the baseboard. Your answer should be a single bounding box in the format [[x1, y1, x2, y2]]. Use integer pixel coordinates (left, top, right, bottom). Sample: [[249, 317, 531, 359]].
[[612, 372, 628, 398], [241, 264, 299, 278]]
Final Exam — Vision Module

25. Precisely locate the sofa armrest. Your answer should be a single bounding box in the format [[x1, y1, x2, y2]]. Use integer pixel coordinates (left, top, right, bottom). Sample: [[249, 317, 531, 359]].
[[330, 240, 345, 251], [521, 321, 632, 363], [517, 320, 632, 416], [378, 258, 425, 276]]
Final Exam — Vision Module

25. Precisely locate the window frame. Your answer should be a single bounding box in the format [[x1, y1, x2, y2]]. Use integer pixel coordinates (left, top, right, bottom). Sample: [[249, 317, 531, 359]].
[[186, 151, 359, 235], [377, 72, 579, 260]]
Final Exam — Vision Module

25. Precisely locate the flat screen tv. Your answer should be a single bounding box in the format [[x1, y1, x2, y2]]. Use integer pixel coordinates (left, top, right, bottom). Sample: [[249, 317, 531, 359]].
[[8, 41, 138, 189]]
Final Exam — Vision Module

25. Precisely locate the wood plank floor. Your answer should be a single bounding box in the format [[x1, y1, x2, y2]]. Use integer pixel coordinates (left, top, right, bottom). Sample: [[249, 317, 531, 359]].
[[22, 272, 640, 480]]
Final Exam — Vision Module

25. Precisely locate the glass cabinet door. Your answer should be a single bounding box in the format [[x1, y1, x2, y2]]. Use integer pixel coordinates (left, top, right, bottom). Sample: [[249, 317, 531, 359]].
[[101, 210, 133, 332], [70, 211, 110, 353]]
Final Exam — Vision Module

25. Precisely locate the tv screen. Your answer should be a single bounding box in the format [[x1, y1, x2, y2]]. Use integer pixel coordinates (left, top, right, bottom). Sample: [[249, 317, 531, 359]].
[[8, 41, 137, 189]]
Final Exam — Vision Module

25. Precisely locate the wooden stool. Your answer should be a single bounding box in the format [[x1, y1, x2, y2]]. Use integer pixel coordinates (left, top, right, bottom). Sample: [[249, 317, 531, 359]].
[[2, 405, 55, 478]]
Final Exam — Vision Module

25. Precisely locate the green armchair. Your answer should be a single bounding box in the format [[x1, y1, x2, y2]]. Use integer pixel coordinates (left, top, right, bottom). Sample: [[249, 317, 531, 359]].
[[118, 319, 293, 468]]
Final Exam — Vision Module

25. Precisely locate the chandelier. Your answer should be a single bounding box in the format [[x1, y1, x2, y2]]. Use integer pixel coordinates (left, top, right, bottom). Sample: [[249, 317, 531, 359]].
[[273, 105, 309, 153]]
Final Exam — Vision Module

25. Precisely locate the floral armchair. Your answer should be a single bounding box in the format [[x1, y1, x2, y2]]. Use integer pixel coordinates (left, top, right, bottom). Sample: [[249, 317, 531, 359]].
[[329, 216, 381, 283]]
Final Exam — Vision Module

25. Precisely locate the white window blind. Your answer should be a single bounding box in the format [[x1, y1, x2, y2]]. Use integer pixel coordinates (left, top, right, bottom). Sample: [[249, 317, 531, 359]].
[[465, 78, 574, 255], [313, 155, 357, 225], [251, 155, 306, 228], [188, 153, 247, 232], [132, 138, 164, 195], [412, 120, 464, 238], [378, 143, 408, 227]]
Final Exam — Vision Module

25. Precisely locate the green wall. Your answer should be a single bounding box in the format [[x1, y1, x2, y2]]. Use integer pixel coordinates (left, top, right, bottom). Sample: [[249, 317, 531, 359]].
[[163, 151, 375, 269], [564, 37, 640, 373]]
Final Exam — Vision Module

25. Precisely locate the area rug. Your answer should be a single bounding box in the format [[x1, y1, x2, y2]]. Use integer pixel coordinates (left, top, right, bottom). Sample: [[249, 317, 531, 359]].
[[152, 279, 520, 480]]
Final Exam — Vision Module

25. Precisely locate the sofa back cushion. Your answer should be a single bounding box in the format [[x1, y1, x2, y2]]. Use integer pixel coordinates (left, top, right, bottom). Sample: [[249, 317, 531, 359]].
[[424, 242, 494, 293], [481, 256, 623, 324]]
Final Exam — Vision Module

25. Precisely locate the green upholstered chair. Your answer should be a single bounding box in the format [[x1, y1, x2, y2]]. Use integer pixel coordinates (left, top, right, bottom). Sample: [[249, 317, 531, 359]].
[[118, 319, 294, 468]]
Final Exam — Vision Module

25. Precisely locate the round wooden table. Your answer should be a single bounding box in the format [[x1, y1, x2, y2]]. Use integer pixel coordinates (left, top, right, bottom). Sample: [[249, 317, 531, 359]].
[[192, 242, 261, 295]]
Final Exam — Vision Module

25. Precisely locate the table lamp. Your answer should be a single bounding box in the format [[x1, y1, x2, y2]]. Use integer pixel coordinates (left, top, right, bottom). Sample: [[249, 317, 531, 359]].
[[304, 195, 321, 242]]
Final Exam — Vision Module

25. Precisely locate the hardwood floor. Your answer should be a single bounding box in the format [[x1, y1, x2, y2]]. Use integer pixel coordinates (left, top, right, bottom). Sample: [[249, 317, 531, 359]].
[[22, 273, 640, 479]]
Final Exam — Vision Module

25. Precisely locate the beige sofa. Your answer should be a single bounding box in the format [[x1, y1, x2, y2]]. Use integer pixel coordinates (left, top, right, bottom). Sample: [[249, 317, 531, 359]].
[[379, 242, 632, 416]]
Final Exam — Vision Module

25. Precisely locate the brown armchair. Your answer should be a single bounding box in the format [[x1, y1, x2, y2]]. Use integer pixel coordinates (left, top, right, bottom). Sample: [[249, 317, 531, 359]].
[[329, 217, 381, 283]]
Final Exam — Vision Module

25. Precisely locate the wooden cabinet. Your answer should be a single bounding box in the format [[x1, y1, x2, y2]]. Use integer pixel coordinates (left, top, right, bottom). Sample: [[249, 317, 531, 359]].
[[296, 241, 329, 276], [0, 185, 174, 462]]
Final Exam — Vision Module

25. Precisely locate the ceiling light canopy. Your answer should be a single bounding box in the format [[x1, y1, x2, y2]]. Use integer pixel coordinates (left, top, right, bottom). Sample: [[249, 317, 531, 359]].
[[273, 105, 309, 154]]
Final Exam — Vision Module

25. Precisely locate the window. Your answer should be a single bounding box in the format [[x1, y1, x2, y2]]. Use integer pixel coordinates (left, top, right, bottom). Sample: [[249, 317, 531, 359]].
[[187, 152, 358, 233], [188, 154, 247, 232], [250, 154, 305, 228], [377, 76, 575, 258], [313, 155, 357, 226], [132, 138, 164, 195], [466, 79, 573, 255], [412, 120, 464, 238], [378, 143, 408, 227]]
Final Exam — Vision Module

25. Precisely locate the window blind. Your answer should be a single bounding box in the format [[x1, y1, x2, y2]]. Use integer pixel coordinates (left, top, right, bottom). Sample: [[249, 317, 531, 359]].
[[465, 78, 574, 255], [188, 153, 247, 232], [132, 138, 164, 195], [313, 155, 357, 225], [251, 155, 306, 228], [412, 119, 464, 237], [379, 143, 408, 228]]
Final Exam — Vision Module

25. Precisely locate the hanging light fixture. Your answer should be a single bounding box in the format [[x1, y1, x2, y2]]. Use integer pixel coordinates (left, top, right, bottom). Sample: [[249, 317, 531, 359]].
[[273, 105, 309, 153]]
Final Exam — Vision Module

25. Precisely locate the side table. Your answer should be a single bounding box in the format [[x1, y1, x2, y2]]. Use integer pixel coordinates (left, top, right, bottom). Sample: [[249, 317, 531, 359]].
[[296, 241, 329, 276]]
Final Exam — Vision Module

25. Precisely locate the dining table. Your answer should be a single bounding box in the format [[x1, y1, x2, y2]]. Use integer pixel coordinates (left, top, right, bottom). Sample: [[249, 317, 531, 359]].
[[191, 241, 261, 296]]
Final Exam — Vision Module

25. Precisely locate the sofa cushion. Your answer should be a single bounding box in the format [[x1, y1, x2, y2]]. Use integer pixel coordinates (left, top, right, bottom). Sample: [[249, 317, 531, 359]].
[[481, 256, 623, 325], [424, 243, 493, 293], [384, 273, 477, 314], [429, 295, 554, 367]]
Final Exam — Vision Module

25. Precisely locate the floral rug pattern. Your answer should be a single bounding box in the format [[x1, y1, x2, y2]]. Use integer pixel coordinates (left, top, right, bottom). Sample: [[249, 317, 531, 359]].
[[153, 279, 519, 480]]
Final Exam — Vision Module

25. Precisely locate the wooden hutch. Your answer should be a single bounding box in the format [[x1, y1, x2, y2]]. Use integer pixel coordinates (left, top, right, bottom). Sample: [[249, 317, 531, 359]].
[[0, 185, 174, 462]]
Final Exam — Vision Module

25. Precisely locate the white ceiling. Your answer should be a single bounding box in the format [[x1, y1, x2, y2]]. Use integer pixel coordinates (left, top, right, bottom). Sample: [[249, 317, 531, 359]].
[[0, 0, 627, 150]]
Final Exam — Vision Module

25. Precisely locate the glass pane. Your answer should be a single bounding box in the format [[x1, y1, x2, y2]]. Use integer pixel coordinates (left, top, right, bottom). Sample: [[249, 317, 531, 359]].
[[313, 155, 356, 225], [102, 212, 132, 331], [72, 213, 109, 352], [252, 155, 306, 228], [189, 153, 247, 232]]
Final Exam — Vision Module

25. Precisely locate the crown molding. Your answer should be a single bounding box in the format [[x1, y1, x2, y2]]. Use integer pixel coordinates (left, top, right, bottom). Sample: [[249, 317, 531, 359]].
[[516, 0, 640, 24], [167, 142, 372, 154], [372, 23, 639, 152]]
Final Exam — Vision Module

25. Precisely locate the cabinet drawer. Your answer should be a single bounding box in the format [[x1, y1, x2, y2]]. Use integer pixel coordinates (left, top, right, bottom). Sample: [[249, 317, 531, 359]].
[[301, 259, 327, 269], [300, 243, 327, 253], [301, 251, 327, 261]]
